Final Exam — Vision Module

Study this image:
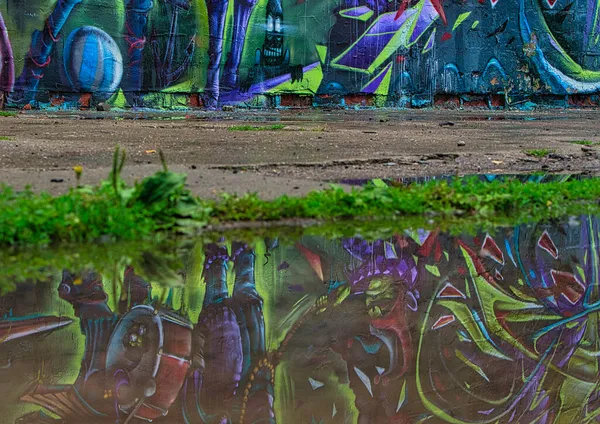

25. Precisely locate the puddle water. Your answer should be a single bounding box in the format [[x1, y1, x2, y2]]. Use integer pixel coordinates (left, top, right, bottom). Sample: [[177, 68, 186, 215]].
[[1, 216, 598, 423]]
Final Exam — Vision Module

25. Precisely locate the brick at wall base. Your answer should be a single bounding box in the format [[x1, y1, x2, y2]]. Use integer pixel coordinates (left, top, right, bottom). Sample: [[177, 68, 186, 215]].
[[8, 90, 600, 110], [49, 93, 66, 107], [189, 93, 201, 108], [343, 94, 374, 107], [78, 93, 92, 110], [568, 94, 600, 107], [434, 95, 461, 108], [279, 94, 313, 107], [489, 94, 506, 108], [462, 95, 489, 108]]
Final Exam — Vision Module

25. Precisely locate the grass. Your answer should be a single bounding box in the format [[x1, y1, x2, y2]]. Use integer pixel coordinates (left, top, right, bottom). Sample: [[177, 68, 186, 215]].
[[524, 148, 554, 157], [288, 125, 328, 132], [0, 149, 599, 247], [228, 124, 286, 131], [0, 238, 192, 292], [0, 111, 16, 117], [570, 140, 600, 146], [0, 136, 11, 141]]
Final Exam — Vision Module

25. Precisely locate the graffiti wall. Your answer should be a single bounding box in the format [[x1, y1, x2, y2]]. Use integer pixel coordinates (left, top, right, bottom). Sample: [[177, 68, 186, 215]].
[[1, 215, 600, 423], [1, 0, 600, 108]]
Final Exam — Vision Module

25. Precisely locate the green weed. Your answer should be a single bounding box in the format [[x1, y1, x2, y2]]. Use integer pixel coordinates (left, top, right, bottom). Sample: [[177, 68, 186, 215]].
[[228, 124, 285, 131], [524, 148, 554, 158], [570, 140, 600, 146], [0, 136, 11, 141], [0, 152, 599, 247], [0, 111, 16, 117]]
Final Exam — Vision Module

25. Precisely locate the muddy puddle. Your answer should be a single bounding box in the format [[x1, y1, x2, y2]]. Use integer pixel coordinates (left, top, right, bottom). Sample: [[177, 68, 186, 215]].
[[0, 183, 598, 423]]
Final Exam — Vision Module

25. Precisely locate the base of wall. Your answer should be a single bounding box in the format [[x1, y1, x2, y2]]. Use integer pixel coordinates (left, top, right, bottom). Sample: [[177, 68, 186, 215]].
[[2, 91, 600, 111]]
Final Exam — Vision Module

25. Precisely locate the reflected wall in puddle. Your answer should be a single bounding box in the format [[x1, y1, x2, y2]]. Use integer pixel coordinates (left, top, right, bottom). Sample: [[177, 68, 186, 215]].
[[1, 217, 599, 423]]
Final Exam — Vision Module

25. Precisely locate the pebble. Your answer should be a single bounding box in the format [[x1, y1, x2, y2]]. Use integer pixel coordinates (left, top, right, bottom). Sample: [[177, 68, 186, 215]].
[[457, 140, 466, 146]]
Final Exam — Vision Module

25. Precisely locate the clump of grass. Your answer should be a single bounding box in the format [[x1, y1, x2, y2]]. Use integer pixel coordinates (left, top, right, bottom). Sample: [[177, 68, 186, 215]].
[[0, 111, 16, 117], [570, 140, 600, 146], [228, 124, 285, 131], [524, 148, 554, 158], [0, 150, 599, 247], [0, 147, 209, 246], [0, 136, 11, 141]]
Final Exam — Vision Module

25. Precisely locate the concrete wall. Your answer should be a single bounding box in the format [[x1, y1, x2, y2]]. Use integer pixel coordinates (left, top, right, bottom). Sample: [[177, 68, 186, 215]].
[[1, 0, 600, 109]]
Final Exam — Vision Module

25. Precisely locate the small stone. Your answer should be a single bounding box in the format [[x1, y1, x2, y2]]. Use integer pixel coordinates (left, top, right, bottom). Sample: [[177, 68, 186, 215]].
[[222, 105, 234, 112], [384, 162, 397, 166], [96, 102, 111, 112], [457, 140, 466, 147], [582, 146, 594, 153]]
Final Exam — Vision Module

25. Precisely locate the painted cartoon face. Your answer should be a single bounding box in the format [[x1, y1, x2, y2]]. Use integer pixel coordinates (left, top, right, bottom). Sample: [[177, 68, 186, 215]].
[[58, 269, 107, 304], [266, 15, 281, 33], [263, 13, 284, 65]]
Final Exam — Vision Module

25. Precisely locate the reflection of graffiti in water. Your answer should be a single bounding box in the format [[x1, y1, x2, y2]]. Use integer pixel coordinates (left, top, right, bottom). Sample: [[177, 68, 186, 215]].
[[2, 217, 600, 423], [12, 242, 276, 424], [416, 217, 600, 423]]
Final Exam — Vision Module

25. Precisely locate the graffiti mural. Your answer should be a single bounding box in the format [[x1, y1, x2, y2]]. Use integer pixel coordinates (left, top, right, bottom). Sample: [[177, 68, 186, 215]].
[[1, 0, 600, 108], [1, 215, 600, 423]]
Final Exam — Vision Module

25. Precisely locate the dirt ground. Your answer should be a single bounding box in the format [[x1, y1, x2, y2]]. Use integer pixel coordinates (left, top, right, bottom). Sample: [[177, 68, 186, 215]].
[[0, 108, 599, 198]]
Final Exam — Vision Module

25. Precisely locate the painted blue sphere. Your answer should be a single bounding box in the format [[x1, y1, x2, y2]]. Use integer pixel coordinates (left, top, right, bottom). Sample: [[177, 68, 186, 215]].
[[63, 26, 123, 98]]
